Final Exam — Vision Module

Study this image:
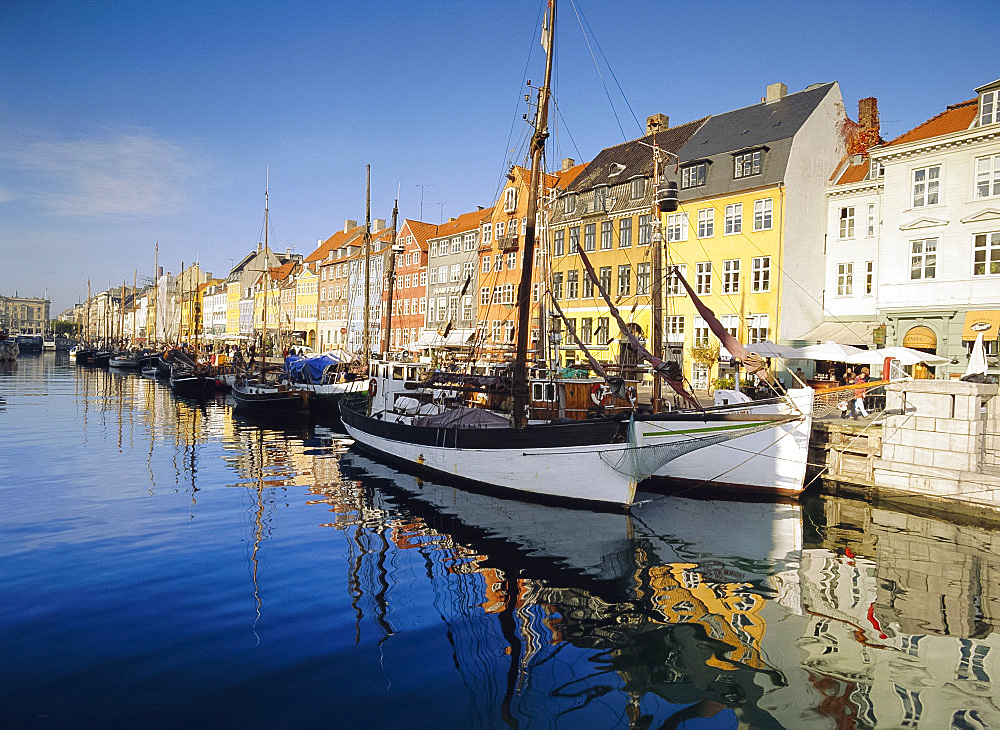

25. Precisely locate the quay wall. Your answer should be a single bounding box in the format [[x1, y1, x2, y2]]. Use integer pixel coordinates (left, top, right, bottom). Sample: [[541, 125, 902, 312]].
[[808, 379, 1000, 521]]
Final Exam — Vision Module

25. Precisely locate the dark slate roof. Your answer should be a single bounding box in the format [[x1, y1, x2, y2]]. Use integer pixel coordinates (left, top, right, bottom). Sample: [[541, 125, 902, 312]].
[[677, 82, 836, 160], [567, 116, 708, 194]]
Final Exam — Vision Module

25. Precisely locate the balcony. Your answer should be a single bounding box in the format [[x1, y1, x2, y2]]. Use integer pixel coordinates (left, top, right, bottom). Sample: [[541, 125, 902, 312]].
[[497, 234, 519, 252]]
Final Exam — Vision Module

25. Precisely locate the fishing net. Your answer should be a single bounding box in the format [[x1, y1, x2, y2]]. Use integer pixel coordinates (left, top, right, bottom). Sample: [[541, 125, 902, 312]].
[[813, 380, 894, 419], [598, 418, 796, 481]]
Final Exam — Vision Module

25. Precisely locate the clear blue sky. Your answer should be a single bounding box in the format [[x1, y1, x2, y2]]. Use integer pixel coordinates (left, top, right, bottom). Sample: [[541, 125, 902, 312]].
[[2, 0, 996, 316]]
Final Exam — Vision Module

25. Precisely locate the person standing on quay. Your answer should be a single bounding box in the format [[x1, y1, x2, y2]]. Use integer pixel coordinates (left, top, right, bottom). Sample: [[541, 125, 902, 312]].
[[853, 368, 870, 420]]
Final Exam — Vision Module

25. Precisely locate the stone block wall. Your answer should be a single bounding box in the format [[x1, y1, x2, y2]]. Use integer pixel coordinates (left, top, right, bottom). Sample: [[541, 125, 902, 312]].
[[874, 379, 1000, 508]]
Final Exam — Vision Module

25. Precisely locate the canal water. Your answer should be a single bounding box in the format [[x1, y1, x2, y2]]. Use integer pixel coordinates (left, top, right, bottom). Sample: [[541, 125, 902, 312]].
[[2, 354, 998, 728]]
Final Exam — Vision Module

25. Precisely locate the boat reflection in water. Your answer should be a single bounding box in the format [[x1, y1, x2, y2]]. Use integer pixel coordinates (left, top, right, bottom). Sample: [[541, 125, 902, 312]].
[[321, 451, 805, 728]]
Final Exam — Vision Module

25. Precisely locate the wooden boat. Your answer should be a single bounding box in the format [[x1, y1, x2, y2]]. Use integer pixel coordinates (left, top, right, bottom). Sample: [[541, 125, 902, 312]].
[[231, 376, 312, 417], [169, 364, 221, 398]]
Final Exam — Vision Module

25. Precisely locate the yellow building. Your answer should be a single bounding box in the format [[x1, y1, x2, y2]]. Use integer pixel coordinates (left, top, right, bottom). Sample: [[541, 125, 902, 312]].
[[292, 262, 318, 348]]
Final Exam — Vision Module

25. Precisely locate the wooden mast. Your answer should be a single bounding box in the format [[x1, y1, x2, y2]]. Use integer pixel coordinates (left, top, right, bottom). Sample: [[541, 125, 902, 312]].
[[362, 164, 371, 369], [152, 242, 158, 347], [511, 0, 556, 429], [260, 182, 269, 381], [381, 195, 399, 359], [650, 134, 663, 413]]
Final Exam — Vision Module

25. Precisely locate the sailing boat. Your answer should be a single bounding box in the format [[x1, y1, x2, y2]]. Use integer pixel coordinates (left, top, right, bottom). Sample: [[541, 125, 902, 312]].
[[338, 0, 797, 508], [232, 181, 313, 417]]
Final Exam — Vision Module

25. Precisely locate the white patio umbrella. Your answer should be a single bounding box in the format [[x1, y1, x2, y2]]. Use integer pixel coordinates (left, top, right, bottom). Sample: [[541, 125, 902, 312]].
[[876, 346, 950, 366], [965, 332, 988, 377], [844, 349, 886, 366], [782, 341, 865, 361], [744, 340, 799, 358]]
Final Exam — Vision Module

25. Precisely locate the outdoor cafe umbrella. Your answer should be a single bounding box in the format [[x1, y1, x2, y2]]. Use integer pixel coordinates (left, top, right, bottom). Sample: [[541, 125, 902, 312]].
[[781, 341, 865, 361], [965, 332, 988, 377], [873, 346, 950, 366], [743, 340, 799, 358]]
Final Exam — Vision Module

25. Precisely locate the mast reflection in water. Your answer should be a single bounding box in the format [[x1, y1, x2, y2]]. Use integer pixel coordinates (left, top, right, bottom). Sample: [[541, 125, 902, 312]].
[[1, 356, 998, 728]]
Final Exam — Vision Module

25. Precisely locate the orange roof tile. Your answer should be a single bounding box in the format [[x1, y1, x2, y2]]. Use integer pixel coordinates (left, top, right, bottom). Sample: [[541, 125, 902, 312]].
[[402, 219, 441, 249], [834, 158, 870, 185], [886, 99, 977, 147], [304, 224, 366, 263], [427, 207, 494, 239]]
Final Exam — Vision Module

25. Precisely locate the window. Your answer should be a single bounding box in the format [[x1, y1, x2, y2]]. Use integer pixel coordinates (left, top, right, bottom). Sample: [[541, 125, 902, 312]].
[[912, 165, 941, 207], [630, 177, 646, 199], [734, 150, 762, 178], [594, 186, 607, 211], [751, 256, 770, 292], [837, 262, 854, 294], [569, 226, 580, 253], [596, 317, 609, 346], [437, 265, 447, 283], [599, 266, 612, 293], [973, 231, 1000, 275], [753, 198, 773, 231], [480, 287, 491, 306], [865, 261, 874, 294], [492, 320, 501, 342], [494, 254, 503, 271], [504, 187, 517, 213], [495, 220, 504, 237], [600, 221, 613, 250], [509, 218, 518, 236], [464, 233, 476, 251], [666, 315, 684, 342], [666, 213, 687, 242], [553, 229, 565, 256], [507, 251, 516, 270], [638, 214, 651, 245], [692, 364, 709, 391], [695, 262, 712, 294], [583, 223, 596, 251], [636, 262, 650, 295], [867, 203, 876, 237], [693, 316, 710, 347], [429, 268, 437, 285], [870, 158, 884, 179], [463, 261, 474, 280], [910, 238, 937, 279], [976, 155, 1000, 199], [681, 163, 707, 189], [563, 193, 576, 214], [723, 259, 740, 294], [697, 209, 713, 238], [724, 204, 742, 235], [462, 296, 473, 320], [567, 270, 579, 299], [837, 206, 855, 239], [980, 89, 998, 126], [619, 217, 632, 247], [552, 272, 563, 300], [580, 317, 593, 344], [617, 265, 631, 296], [667, 264, 687, 296], [747, 314, 769, 343], [482, 255, 491, 272], [482, 223, 492, 243]]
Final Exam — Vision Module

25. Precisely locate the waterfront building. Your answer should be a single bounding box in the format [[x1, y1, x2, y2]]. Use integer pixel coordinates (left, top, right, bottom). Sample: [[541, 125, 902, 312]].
[[225, 244, 282, 347], [291, 262, 318, 349], [387, 218, 438, 354], [666, 82, 846, 391], [0, 294, 50, 335], [309, 220, 366, 352], [201, 279, 228, 346], [548, 115, 703, 372], [476, 160, 584, 363], [175, 264, 211, 344], [820, 97, 886, 357], [417, 209, 492, 358], [868, 79, 1000, 379]]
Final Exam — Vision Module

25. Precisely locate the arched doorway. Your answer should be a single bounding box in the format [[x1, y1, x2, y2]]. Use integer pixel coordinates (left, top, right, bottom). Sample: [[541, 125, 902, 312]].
[[902, 325, 937, 379]]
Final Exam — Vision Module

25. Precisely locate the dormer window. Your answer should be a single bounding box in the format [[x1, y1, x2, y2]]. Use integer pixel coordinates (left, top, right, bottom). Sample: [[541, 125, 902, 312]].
[[563, 193, 576, 214], [630, 177, 646, 199], [979, 88, 998, 127], [504, 187, 518, 213], [734, 150, 762, 179], [609, 163, 626, 177], [869, 157, 884, 179], [594, 185, 607, 211], [681, 163, 707, 189]]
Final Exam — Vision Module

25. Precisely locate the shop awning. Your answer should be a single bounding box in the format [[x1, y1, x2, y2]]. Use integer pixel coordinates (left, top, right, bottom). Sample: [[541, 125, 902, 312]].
[[961, 310, 1000, 340], [443, 329, 475, 347], [796, 320, 883, 345]]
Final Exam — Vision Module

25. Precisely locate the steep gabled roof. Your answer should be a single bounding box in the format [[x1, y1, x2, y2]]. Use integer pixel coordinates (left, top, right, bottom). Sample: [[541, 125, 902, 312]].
[[569, 116, 707, 193], [832, 157, 871, 185], [885, 99, 978, 147], [403, 219, 441, 250], [304, 224, 366, 263], [426, 207, 494, 241]]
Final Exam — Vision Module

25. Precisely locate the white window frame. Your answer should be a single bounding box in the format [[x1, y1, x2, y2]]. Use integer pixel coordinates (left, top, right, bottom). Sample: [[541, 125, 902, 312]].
[[837, 262, 854, 295], [839, 206, 855, 239], [504, 187, 517, 213], [980, 89, 998, 126], [751, 257, 770, 293], [697, 209, 713, 238], [666, 213, 688, 242], [973, 231, 1000, 276], [695, 262, 712, 295], [865, 261, 874, 295], [724, 204, 742, 235], [733, 150, 761, 178], [722, 259, 740, 294], [975, 154, 1000, 200], [912, 165, 941, 207], [667, 264, 687, 297], [867, 202, 876, 237], [753, 198, 773, 231], [910, 238, 937, 280], [482, 224, 492, 244], [482, 255, 491, 273]]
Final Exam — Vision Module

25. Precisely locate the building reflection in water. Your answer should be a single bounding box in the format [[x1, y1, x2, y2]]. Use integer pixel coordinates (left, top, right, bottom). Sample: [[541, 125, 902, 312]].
[[64, 361, 1000, 728]]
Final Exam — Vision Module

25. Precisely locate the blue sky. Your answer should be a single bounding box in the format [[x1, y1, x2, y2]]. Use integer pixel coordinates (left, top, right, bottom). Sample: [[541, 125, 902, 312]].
[[2, 0, 996, 316]]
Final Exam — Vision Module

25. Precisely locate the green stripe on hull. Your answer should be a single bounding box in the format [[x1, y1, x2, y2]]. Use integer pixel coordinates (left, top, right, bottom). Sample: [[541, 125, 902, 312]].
[[642, 421, 773, 437]]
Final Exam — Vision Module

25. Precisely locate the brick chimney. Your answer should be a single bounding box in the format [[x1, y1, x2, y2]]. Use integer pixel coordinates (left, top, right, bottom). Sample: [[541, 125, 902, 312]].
[[561, 157, 575, 172], [646, 114, 669, 135], [765, 82, 787, 104]]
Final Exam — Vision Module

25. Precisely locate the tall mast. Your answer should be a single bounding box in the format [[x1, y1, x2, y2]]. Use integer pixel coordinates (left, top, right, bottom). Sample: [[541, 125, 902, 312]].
[[511, 0, 556, 429], [650, 136, 663, 412], [260, 182, 269, 381], [381, 195, 399, 359], [152, 242, 158, 347], [362, 164, 371, 368], [86, 279, 91, 343], [132, 269, 137, 349]]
